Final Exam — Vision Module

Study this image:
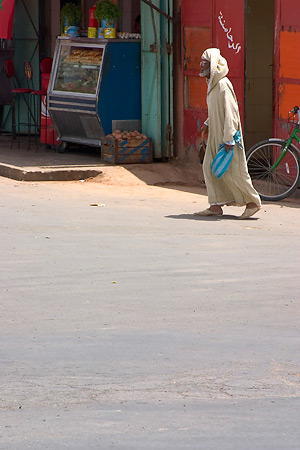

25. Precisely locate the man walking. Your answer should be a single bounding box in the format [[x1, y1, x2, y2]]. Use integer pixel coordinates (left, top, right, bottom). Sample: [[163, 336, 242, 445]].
[[195, 48, 261, 219]]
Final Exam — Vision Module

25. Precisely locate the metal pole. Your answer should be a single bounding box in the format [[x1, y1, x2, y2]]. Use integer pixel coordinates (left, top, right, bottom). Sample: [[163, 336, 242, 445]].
[[140, 0, 176, 23]]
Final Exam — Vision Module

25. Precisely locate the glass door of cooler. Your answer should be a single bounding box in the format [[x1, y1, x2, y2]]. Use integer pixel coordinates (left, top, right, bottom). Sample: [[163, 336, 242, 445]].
[[51, 41, 105, 96]]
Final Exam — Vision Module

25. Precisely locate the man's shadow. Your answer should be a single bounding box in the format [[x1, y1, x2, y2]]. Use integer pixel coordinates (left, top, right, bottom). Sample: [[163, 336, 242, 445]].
[[165, 214, 259, 221]]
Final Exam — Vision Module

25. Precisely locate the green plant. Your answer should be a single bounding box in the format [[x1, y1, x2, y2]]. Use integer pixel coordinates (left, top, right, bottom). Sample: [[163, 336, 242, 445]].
[[94, 0, 121, 24], [60, 2, 82, 32]]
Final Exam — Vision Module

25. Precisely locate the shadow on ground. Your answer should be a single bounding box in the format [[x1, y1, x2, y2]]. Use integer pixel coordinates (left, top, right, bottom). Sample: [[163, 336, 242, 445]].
[[165, 213, 262, 221]]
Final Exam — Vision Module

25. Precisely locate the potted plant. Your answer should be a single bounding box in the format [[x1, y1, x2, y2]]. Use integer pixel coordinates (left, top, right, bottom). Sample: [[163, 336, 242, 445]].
[[60, 2, 82, 35], [95, 0, 121, 38]]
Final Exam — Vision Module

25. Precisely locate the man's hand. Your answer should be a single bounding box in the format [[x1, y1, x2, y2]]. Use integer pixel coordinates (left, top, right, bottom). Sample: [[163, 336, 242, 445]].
[[224, 144, 234, 153], [201, 124, 209, 135]]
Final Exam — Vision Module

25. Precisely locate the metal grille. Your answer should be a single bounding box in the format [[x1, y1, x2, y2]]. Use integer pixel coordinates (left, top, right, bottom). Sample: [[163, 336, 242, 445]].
[[51, 110, 103, 140]]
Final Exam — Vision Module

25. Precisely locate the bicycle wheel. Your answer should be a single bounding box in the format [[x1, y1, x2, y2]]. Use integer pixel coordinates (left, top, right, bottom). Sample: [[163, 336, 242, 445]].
[[246, 139, 300, 201]]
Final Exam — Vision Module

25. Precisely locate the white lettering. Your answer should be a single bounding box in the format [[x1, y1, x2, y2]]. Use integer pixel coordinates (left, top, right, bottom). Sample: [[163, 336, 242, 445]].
[[218, 11, 242, 54]]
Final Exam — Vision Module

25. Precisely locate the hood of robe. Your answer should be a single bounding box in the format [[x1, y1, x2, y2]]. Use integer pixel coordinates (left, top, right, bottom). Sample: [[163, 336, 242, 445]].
[[201, 48, 229, 93]]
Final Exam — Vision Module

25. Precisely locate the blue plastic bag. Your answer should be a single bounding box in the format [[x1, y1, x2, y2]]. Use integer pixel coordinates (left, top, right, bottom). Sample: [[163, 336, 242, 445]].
[[211, 147, 234, 178], [211, 131, 243, 179]]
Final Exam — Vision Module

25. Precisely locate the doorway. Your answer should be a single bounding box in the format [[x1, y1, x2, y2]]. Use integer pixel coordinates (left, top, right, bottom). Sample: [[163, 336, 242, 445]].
[[245, 0, 274, 149], [118, 0, 140, 33], [141, 0, 174, 159], [1, 0, 41, 133]]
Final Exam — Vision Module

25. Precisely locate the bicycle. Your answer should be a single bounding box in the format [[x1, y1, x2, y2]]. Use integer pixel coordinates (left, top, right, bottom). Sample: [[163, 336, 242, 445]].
[[246, 106, 300, 201]]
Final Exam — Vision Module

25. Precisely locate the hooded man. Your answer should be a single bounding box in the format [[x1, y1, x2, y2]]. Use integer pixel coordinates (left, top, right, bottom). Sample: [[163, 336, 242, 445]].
[[195, 48, 261, 219]]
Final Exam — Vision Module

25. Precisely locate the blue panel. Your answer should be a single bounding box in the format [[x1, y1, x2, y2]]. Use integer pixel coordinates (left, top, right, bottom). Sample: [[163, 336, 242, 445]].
[[97, 42, 141, 135]]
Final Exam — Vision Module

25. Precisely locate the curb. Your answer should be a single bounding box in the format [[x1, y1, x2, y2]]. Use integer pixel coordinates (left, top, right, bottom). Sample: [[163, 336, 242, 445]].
[[0, 163, 103, 182]]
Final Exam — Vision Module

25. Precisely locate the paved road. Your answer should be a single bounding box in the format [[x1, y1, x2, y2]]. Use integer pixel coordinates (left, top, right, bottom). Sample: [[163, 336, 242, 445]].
[[0, 177, 299, 449]]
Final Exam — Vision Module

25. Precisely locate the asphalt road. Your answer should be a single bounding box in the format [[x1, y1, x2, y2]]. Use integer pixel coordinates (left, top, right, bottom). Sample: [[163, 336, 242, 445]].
[[0, 177, 299, 449]]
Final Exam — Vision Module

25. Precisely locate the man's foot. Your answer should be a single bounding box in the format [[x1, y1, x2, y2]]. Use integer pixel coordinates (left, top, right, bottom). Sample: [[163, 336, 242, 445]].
[[194, 207, 223, 217], [238, 205, 261, 220]]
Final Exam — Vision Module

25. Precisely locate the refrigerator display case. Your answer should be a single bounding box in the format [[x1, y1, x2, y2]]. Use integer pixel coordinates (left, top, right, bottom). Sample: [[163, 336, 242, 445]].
[[48, 36, 141, 148]]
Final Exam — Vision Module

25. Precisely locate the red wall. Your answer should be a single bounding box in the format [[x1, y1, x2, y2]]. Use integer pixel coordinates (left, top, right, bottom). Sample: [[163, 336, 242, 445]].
[[274, 0, 300, 139], [181, 0, 245, 158], [179, 0, 300, 158]]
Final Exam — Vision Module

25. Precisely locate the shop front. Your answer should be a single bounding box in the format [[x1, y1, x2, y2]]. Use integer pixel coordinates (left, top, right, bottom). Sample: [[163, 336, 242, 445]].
[[179, 0, 300, 160], [1, 0, 174, 162], [2, 1, 300, 166]]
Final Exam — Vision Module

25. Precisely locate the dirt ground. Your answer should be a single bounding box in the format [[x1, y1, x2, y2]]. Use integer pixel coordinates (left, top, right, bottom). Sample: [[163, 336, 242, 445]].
[[87, 160, 205, 188]]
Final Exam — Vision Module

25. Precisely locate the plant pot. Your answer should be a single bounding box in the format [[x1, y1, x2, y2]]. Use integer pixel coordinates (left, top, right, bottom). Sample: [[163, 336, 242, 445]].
[[102, 18, 116, 38], [66, 25, 80, 37], [98, 27, 104, 39], [104, 27, 116, 38], [88, 27, 97, 38]]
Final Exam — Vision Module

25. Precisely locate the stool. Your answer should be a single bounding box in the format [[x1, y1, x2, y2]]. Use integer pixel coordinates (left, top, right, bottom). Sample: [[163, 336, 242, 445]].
[[5, 59, 34, 149]]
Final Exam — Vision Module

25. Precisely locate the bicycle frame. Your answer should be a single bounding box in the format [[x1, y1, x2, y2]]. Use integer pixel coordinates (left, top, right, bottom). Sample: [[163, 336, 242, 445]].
[[270, 110, 300, 170]]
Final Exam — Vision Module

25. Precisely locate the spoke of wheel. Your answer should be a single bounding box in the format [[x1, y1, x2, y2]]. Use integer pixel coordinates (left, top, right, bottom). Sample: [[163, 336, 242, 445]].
[[248, 142, 299, 197]]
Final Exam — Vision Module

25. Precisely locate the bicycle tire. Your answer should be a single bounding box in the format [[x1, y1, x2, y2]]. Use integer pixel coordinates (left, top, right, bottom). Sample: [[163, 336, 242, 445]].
[[246, 139, 300, 201]]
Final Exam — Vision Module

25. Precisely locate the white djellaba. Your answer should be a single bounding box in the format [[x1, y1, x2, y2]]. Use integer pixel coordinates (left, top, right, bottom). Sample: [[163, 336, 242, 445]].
[[198, 48, 261, 217]]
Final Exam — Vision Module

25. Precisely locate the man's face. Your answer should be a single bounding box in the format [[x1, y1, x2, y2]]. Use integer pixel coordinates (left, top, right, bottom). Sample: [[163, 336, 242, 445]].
[[200, 59, 210, 78]]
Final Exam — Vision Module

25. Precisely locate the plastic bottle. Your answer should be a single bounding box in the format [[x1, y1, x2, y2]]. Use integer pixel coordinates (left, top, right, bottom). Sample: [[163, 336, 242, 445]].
[[88, 5, 97, 38]]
